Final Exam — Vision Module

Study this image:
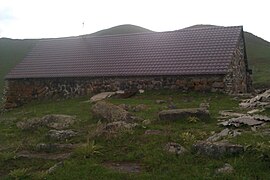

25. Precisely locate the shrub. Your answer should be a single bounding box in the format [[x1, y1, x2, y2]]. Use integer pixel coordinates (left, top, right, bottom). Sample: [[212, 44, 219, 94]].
[[9, 168, 31, 179], [74, 140, 103, 159]]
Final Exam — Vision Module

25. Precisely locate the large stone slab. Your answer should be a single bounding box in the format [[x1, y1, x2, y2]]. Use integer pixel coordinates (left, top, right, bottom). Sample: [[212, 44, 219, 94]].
[[192, 141, 244, 158], [92, 101, 134, 122], [158, 108, 210, 121]]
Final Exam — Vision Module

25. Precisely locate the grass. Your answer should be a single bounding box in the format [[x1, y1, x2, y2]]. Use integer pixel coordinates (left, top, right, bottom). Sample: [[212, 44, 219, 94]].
[[1, 90, 270, 179]]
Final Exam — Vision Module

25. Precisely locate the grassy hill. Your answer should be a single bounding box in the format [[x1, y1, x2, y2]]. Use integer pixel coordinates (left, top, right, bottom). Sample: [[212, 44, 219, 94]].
[[0, 24, 270, 101]]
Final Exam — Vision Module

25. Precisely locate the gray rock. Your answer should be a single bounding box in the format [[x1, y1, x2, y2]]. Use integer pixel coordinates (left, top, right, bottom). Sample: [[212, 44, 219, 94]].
[[118, 104, 131, 111], [193, 141, 244, 158], [158, 108, 210, 121], [219, 110, 246, 118], [216, 163, 234, 174], [200, 103, 210, 109], [219, 116, 264, 127], [90, 92, 116, 103], [92, 101, 134, 122], [240, 89, 270, 108], [47, 130, 77, 141], [16, 118, 42, 130], [165, 142, 187, 155], [207, 128, 241, 142]]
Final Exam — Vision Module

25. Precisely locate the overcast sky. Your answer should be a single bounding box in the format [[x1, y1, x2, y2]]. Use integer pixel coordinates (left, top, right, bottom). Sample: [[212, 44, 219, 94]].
[[0, 0, 269, 41]]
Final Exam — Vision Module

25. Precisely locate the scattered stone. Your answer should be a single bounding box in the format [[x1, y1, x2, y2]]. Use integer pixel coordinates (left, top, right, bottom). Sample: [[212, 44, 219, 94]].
[[36, 143, 78, 153], [104, 162, 141, 173], [92, 101, 135, 122], [219, 110, 246, 118], [247, 109, 265, 114], [156, 100, 167, 104], [206, 128, 241, 142], [89, 92, 116, 103], [47, 162, 64, 174], [144, 130, 162, 135], [165, 142, 187, 155], [132, 104, 148, 112], [16, 114, 75, 130], [17, 151, 71, 160], [192, 141, 244, 157], [252, 115, 270, 122], [240, 89, 270, 108], [216, 163, 234, 174], [158, 108, 210, 121], [47, 130, 77, 141], [219, 116, 264, 127]]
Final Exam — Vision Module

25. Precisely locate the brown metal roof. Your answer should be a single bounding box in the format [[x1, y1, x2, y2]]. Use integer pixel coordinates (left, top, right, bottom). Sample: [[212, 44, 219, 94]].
[[5, 26, 243, 79]]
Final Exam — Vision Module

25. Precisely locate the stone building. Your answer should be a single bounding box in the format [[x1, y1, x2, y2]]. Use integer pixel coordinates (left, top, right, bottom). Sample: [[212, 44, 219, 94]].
[[4, 26, 252, 108]]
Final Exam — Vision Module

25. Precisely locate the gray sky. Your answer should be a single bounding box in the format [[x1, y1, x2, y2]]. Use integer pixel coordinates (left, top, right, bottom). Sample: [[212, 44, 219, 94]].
[[0, 0, 269, 41]]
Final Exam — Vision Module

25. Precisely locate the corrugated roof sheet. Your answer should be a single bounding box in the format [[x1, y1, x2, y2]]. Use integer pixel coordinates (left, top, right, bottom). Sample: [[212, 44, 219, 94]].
[[5, 26, 243, 79]]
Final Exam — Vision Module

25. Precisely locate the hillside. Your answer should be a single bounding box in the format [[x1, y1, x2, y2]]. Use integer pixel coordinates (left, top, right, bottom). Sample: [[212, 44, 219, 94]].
[[0, 24, 270, 101]]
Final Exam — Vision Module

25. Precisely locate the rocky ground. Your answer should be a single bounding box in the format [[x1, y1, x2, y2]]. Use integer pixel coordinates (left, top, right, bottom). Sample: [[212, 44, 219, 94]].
[[1, 90, 270, 179]]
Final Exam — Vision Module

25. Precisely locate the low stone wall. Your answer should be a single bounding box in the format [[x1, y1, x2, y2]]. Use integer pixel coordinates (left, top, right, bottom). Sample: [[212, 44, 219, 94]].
[[3, 75, 225, 108]]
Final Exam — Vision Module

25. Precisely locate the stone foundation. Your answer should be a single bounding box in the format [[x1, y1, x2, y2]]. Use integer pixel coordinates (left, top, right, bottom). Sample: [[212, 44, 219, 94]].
[[3, 75, 225, 109]]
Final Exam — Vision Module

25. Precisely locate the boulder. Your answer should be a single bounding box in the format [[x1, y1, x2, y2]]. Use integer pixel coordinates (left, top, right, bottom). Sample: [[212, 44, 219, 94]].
[[158, 108, 210, 121], [240, 89, 270, 108], [92, 101, 134, 122], [47, 130, 77, 141], [115, 89, 138, 99], [192, 141, 244, 157], [90, 92, 116, 103], [165, 142, 187, 155], [132, 104, 149, 112]]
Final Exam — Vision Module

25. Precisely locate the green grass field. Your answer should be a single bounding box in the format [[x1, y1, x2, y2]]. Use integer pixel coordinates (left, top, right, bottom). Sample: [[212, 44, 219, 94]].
[[0, 90, 270, 179]]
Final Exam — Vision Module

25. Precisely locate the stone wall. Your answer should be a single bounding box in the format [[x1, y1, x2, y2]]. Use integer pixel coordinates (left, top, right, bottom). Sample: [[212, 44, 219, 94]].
[[224, 32, 252, 94], [3, 75, 225, 109]]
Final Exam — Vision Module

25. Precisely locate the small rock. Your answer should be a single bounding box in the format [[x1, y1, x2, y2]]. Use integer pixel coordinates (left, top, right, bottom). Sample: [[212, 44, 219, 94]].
[[16, 118, 42, 130], [219, 116, 264, 127], [41, 114, 75, 130], [216, 163, 234, 174], [206, 128, 241, 142], [90, 92, 116, 103], [219, 110, 246, 118], [47, 130, 77, 141], [47, 162, 64, 174], [159, 108, 210, 121], [139, 89, 144, 94], [165, 142, 187, 155], [92, 101, 134, 122], [145, 130, 162, 135], [247, 109, 265, 114], [156, 100, 167, 104], [252, 115, 270, 122], [192, 141, 244, 158]]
